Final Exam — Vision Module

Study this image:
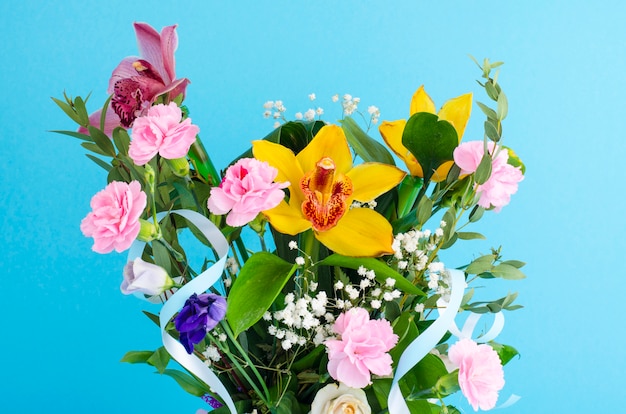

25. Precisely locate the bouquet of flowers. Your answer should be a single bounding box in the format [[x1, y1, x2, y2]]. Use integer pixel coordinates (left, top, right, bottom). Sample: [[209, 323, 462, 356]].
[[53, 22, 526, 414]]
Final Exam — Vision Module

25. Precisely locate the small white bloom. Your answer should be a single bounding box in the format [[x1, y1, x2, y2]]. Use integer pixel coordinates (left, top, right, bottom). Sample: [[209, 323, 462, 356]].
[[440, 220, 447, 228], [414, 303, 425, 313], [218, 333, 227, 342], [273, 121, 281, 129], [366, 270, 376, 280], [263, 101, 274, 109], [371, 299, 382, 309], [295, 112, 303, 120], [435, 228, 444, 237], [281, 339, 293, 350], [385, 277, 396, 288], [223, 277, 232, 288], [288, 240, 298, 250], [383, 292, 394, 302], [332, 94, 339, 102], [304, 108, 316, 121], [309, 281, 318, 292], [357, 266, 367, 276], [334, 280, 344, 290], [397, 260, 408, 270], [359, 279, 370, 289], [309, 93, 316, 101], [262, 311, 272, 321], [295, 256, 306, 266], [263, 110, 272, 118], [316, 107, 324, 116]]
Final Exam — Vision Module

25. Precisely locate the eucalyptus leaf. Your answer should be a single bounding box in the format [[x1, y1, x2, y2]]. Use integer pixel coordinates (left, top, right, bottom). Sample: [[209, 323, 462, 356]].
[[341, 117, 395, 164], [476, 102, 498, 121], [319, 255, 425, 297], [416, 195, 433, 226], [491, 263, 526, 280], [456, 232, 486, 240], [474, 153, 493, 185], [497, 91, 508, 121], [485, 81, 499, 101], [465, 254, 495, 274], [484, 119, 501, 142], [402, 112, 458, 183], [468, 205, 485, 222], [226, 252, 296, 337]]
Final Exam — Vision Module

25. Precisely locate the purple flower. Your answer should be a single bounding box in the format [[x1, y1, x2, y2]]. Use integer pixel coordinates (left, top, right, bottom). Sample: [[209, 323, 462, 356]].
[[174, 293, 227, 354]]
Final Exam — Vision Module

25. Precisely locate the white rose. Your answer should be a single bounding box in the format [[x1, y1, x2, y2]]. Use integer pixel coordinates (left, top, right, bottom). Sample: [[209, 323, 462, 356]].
[[310, 383, 371, 414]]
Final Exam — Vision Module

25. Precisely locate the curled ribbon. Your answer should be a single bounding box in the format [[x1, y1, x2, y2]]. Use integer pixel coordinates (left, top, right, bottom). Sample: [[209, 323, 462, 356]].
[[127, 209, 237, 414], [387, 269, 466, 414]]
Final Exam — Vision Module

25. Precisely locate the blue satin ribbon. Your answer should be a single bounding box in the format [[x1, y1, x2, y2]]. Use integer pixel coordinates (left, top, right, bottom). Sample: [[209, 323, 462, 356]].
[[387, 269, 466, 414], [127, 209, 237, 414]]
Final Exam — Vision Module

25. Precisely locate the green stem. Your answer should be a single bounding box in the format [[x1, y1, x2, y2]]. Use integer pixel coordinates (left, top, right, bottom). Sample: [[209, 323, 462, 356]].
[[189, 137, 221, 186], [220, 322, 271, 404], [235, 237, 249, 263], [397, 175, 423, 218]]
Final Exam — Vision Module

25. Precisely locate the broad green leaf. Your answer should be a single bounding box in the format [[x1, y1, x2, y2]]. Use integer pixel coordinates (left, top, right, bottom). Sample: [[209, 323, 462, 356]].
[[492, 263, 526, 280], [402, 112, 458, 183], [147, 347, 171, 374], [502, 260, 525, 268], [120, 350, 154, 364], [50, 129, 93, 142], [227, 252, 296, 337], [401, 353, 448, 396], [489, 342, 520, 365], [390, 312, 419, 364], [112, 127, 130, 156], [319, 255, 425, 297], [162, 369, 208, 396], [456, 232, 486, 240], [341, 117, 395, 165], [372, 378, 392, 410], [88, 125, 116, 157], [86, 154, 112, 172]]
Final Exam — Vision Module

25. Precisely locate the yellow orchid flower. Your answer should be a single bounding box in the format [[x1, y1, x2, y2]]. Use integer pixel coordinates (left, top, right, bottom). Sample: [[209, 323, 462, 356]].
[[252, 125, 406, 257], [379, 86, 472, 182]]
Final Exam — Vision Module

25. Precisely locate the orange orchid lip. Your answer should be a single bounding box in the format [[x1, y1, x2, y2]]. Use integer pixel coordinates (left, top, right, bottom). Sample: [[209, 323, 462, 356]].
[[252, 124, 406, 257]]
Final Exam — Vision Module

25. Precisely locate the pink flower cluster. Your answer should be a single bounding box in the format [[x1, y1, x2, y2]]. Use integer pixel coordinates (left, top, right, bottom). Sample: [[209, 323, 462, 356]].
[[448, 338, 505, 411], [325, 307, 398, 388], [207, 158, 289, 227], [80, 181, 147, 253], [129, 102, 199, 165], [453, 141, 524, 212]]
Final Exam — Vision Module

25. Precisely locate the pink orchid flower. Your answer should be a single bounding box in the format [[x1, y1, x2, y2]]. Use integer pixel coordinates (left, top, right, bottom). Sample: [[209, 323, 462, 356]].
[[81, 23, 189, 135]]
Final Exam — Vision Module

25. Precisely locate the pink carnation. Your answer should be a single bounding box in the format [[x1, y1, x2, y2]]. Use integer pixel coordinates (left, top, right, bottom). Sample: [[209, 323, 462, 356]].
[[324, 307, 398, 388], [448, 338, 505, 411], [80, 181, 147, 253], [453, 141, 524, 212], [207, 158, 289, 227], [129, 102, 199, 165]]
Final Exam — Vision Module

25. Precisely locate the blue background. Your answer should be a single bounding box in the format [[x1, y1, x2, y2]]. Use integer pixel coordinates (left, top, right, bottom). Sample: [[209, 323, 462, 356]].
[[2, 1, 625, 412]]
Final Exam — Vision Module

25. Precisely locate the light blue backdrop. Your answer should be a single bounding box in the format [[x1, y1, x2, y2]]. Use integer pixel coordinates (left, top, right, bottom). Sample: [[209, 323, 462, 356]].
[[2, 1, 624, 412]]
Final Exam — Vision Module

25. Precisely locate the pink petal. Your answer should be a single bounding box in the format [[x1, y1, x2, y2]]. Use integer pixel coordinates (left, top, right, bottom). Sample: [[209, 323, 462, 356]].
[[133, 22, 169, 83], [159, 25, 179, 84]]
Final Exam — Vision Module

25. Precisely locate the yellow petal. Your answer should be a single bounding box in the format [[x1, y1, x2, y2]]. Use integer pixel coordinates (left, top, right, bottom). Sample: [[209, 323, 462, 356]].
[[252, 140, 305, 205], [296, 125, 352, 174], [437, 92, 473, 141], [346, 163, 406, 202], [430, 160, 454, 183], [379, 120, 424, 177], [315, 208, 395, 257], [263, 200, 311, 235], [409, 85, 436, 116]]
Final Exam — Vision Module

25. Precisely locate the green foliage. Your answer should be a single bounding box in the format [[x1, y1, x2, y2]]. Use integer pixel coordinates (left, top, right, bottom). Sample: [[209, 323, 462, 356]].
[[341, 116, 396, 164], [226, 252, 296, 337], [402, 113, 458, 183], [162, 369, 209, 397]]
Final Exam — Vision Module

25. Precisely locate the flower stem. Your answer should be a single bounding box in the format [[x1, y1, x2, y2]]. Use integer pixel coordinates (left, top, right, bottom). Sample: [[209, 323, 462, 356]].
[[189, 137, 221, 186]]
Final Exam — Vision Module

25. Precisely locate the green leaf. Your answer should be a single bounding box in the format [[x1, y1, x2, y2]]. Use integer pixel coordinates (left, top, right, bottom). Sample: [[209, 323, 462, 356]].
[[456, 231, 486, 240], [143, 311, 161, 326], [402, 112, 458, 183], [87, 126, 116, 157], [468, 205, 485, 222], [485, 81, 500, 101], [502, 260, 525, 268], [162, 369, 209, 397], [50, 129, 93, 142], [484, 120, 501, 142], [81, 141, 109, 156], [416, 195, 433, 226], [491, 263, 526, 280], [86, 154, 112, 172], [99, 95, 112, 131], [497, 91, 508, 121], [390, 312, 419, 364], [51, 96, 83, 125], [147, 347, 171, 374], [120, 350, 154, 364], [112, 127, 130, 156], [341, 117, 395, 164], [466, 254, 495, 274], [401, 353, 448, 395], [226, 252, 296, 337], [441, 207, 456, 243], [73, 96, 90, 126], [489, 342, 520, 365], [476, 101, 498, 121], [319, 255, 425, 297], [474, 153, 493, 185]]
